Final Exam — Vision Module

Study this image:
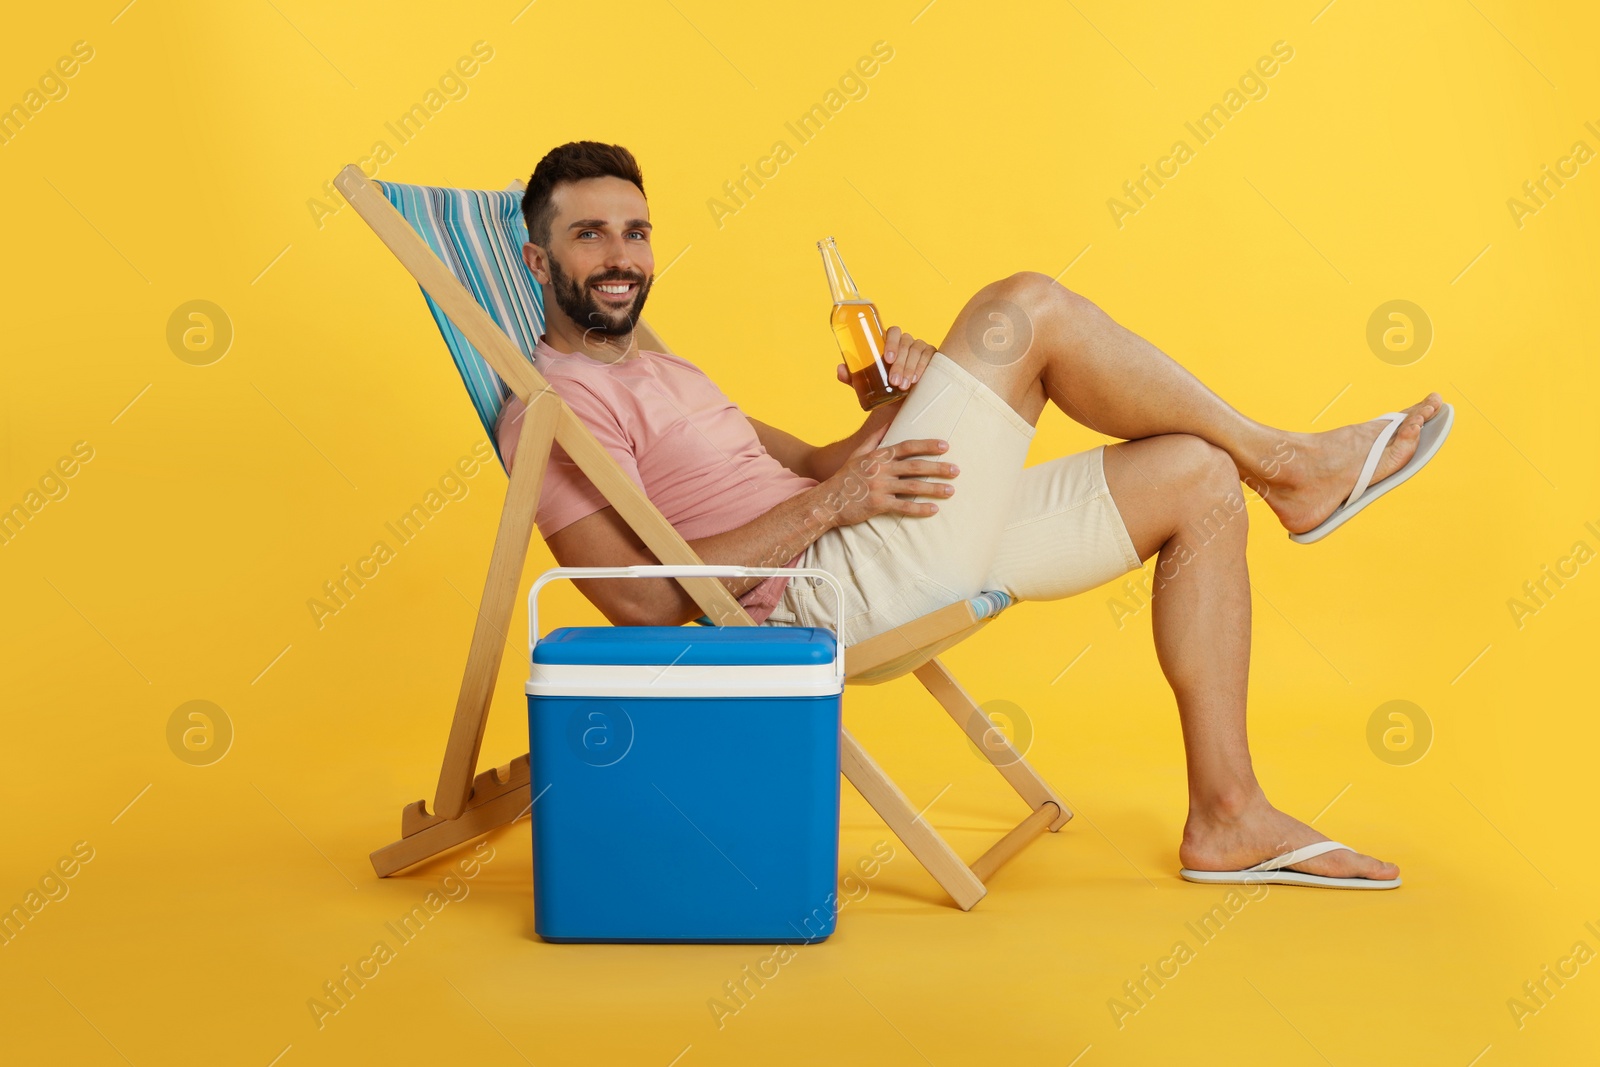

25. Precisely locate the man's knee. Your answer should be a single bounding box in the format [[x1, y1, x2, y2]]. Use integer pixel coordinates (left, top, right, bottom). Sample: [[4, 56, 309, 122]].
[[1166, 435, 1246, 535], [1162, 434, 1234, 490], [985, 271, 1095, 324]]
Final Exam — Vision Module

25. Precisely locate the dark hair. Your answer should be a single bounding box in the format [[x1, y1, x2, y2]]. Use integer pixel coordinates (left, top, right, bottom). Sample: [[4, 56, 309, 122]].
[[521, 141, 645, 247]]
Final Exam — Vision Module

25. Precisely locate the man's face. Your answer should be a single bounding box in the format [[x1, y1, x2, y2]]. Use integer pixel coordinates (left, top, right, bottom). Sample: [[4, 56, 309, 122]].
[[528, 176, 654, 339]]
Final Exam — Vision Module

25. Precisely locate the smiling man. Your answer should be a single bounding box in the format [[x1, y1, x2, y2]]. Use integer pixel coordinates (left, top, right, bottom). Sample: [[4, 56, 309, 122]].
[[495, 140, 1453, 891]]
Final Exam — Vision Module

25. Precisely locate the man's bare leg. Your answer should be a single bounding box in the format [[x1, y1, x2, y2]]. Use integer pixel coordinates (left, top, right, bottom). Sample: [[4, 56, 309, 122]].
[[1099, 435, 1398, 880], [933, 271, 1445, 534], [933, 273, 1414, 880]]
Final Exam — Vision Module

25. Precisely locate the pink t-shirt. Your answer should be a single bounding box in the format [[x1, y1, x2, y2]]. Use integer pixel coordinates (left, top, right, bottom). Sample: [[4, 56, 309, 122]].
[[497, 336, 818, 623]]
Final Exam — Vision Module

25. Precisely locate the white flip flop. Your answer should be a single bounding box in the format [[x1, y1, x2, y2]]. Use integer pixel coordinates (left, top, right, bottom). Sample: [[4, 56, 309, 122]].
[[1180, 840, 1402, 890], [1289, 403, 1454, 544]]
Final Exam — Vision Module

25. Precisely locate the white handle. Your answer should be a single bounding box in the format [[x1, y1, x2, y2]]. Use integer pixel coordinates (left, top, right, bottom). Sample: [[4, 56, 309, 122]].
[[527, 565, 847, 684]]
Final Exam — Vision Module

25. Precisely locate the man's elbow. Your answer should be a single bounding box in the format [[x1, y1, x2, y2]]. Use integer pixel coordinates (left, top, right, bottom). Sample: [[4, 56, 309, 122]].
[[593, 591, 646, 627], [495, 397, 526, 471], [570, 573, 697, 627], [610, 602, 656, 628], [608, 589, 689, 628], [634, 600, 698, 627]]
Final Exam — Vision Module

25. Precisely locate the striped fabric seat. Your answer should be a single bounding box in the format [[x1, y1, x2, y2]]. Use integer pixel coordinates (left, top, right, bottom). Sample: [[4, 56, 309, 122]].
[[377, 180, 544, 465], [967, 589, 1013, 621]]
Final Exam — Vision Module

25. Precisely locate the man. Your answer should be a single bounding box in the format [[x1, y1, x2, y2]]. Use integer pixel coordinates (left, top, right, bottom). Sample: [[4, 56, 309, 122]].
[[496, 141, 1451, 889]]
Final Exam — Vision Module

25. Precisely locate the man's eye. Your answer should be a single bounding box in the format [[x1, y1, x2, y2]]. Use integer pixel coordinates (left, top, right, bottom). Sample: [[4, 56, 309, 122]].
[[627, 231, 647, 240], [578, 230, 598, 238]]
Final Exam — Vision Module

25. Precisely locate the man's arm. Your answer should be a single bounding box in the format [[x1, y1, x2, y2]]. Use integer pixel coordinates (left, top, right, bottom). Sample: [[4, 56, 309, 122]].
[[747, 325, 942, 482], [542, 329, 951, 625], [546, 487, 837, 627], [745, 418, 821, 479], [546, 427, 958, 627], [749, 406, 897, 483]]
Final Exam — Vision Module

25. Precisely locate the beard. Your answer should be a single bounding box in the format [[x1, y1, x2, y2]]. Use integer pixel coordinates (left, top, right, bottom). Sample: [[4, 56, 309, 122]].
[[547, 254, 653, 338]]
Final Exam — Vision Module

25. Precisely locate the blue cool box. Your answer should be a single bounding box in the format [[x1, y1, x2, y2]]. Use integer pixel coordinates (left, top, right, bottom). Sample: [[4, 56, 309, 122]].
[[527, 624, 843, 944]]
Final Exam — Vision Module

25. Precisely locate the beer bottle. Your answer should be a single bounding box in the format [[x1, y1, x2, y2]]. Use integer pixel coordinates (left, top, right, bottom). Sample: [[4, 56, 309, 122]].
[[818, 236, 904, 411]]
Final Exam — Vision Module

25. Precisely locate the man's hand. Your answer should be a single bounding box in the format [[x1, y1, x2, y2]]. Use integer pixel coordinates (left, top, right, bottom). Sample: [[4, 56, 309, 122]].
[[834, 326, 939, 390], [815, 433, 958, 528]]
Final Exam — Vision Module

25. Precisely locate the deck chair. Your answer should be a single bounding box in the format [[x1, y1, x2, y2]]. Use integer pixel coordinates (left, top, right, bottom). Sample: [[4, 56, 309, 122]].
[[336, 164, 1071, 910]]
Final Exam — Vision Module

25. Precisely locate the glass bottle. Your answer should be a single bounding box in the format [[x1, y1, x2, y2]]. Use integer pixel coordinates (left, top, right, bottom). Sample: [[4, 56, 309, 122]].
[[818, 236, 904, 411]]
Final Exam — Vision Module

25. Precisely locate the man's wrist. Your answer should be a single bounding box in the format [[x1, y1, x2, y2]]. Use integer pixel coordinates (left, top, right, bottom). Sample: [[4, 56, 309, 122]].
[[851, 402, 899, 451]]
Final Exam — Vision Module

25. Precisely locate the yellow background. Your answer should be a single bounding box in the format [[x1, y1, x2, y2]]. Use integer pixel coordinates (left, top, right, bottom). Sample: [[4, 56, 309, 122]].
[[3, 1, 1597, 1063]]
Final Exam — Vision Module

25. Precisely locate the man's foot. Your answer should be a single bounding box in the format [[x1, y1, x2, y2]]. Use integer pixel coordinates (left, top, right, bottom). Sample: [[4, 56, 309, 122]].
[[1255, 392, 1445, 536], [1180, 792, 1399, 881]]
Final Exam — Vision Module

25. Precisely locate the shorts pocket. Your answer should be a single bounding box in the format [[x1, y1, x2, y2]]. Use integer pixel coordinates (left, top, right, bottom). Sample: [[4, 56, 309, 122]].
[[844, 563, 966, 645], [785, 570, 867, 637]]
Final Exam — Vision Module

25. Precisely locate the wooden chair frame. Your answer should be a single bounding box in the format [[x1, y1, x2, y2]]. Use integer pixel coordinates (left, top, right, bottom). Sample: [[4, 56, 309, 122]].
[[337, 164, 1070, 910]]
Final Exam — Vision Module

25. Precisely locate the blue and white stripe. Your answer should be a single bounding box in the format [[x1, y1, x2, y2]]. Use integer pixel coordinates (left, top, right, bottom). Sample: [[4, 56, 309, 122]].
[[377, 180, 546, 464]]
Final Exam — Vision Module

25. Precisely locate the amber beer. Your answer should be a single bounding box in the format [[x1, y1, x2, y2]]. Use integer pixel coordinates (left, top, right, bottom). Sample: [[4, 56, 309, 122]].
[[818, 236, 904, 411]]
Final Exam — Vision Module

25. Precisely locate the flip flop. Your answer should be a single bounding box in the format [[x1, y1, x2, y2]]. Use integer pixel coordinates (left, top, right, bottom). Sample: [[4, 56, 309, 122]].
[[1180, 841, 1402, 890], [1289, 403, 1454, 544]]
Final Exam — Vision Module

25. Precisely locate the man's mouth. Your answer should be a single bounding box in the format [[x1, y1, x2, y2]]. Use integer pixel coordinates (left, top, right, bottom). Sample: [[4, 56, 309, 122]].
[[592, 280, 638, 302]]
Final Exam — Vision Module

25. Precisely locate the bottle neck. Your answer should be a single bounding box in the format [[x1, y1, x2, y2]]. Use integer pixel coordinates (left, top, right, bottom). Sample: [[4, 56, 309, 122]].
[[819, 238, 864, 303]]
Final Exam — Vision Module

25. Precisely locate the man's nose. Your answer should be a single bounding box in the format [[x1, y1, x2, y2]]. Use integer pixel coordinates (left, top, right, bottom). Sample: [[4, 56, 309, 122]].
[[601, 235, 638, 273]]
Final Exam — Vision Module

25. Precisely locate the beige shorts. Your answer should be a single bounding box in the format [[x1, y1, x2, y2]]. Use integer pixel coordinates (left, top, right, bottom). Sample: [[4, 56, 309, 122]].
[[764, 350, 1144, 646]]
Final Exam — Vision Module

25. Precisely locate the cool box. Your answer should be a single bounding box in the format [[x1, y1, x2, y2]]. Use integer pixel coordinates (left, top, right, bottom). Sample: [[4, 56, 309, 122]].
[[525, 565, 845, 944]]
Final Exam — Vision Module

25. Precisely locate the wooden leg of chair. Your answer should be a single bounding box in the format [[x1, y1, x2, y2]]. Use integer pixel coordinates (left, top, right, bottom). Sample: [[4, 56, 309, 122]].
[[374, 754, 536, 877], [970, 802, 1059, 883], [372, 784, 532, 877], [840, 727, 987, 911], [913, 658, 1073, 832], [433, 393, 558, 820]]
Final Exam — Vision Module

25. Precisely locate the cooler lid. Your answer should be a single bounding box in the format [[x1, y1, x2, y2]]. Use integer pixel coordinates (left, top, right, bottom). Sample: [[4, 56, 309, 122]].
[[532, 625, 837, 667]]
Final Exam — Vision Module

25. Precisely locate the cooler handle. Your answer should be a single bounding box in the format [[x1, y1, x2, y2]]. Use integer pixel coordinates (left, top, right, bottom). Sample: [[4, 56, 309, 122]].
[[527, 565, 847, 684]]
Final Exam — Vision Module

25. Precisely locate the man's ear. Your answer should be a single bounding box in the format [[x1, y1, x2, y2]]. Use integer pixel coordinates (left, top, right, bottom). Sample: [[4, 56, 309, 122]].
[[523, 241, 548, 284]]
